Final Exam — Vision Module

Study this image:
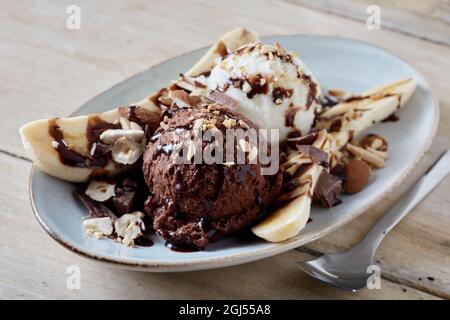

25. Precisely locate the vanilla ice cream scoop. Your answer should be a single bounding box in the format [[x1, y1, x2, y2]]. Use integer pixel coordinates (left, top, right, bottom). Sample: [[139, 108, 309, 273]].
[[206, 42, 321, 144]]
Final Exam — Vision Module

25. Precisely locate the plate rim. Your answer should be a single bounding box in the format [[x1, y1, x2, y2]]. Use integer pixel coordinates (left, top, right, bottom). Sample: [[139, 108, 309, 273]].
[[28, 34, 440, 271]]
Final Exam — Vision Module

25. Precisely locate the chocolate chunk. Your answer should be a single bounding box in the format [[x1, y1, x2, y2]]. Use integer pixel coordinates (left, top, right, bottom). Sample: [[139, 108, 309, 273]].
[[273, 87, 293, 104], [122, 176, 138, 190], [345, 159, 371, 194], [73, 191, 117, 219], [113, 188, 137, 215], [168, 90, 196, 109], [119, 106, 160, 133], [112, 176, 139, 215], [92, 143, 112, 157], [331, 162, 347, 180], [296, 145, 328, 165], [208, 91, 240, 109], [313, 171, 342, 208]]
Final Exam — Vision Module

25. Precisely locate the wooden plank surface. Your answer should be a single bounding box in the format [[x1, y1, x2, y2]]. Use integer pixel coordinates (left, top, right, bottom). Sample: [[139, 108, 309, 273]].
[[293, 0, 450, 45], [0, 0, 449, 299]]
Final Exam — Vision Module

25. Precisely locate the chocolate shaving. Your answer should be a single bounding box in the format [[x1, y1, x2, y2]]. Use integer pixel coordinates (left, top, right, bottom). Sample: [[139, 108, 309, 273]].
[[313, 171, 342, 208], [296, 145, 328, 165], [119, 106, 160, 133], [208, 91, 240, 109], [287, 131, 318, 149], [168, 90, 194, 109], [73, 191, 117, 220]]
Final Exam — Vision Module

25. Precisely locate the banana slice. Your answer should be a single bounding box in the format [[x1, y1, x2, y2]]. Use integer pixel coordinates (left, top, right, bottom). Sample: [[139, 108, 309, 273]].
[[20, 109, 125, 182], [316, 78, 417, 135], [20, 27, 258, 183], [252, 164, 322, 242], [186, 27, 259, 77]]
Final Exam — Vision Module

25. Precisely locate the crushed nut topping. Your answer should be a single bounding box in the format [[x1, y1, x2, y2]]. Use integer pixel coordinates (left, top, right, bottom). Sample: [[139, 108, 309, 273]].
[[222, 116, 236, 129], [83, 217, 113, 239], [160, 122, 169, 131], [85, 179, 116, 202], [114, 212, 146, 247]]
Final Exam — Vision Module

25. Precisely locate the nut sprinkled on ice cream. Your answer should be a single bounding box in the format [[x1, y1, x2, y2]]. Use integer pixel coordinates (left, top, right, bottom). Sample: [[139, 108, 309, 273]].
[[206, 42, 321, 143]]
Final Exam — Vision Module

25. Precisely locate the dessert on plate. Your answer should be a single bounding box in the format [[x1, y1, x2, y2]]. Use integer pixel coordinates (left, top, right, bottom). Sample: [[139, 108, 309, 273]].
[[20, 27, 417, 250]]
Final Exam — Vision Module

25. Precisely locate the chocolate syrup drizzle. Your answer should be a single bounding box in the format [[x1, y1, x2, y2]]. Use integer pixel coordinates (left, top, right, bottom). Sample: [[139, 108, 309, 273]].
[[48, 116, 119, 168]]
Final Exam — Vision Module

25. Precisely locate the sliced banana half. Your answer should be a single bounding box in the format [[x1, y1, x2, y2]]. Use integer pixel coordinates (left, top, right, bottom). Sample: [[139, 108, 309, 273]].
[[315, 78, 417, 135], [252, 164, 323, 242], [21, 109, 123, 182]]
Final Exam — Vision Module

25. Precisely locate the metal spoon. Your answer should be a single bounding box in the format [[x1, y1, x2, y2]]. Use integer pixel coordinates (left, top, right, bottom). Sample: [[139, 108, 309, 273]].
[[297, 149, 450, 291]]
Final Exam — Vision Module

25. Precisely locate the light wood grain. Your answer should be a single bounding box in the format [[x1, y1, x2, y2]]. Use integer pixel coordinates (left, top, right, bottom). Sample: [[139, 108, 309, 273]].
[[292, 0, 450, 45], [1, 0, 449, 299]]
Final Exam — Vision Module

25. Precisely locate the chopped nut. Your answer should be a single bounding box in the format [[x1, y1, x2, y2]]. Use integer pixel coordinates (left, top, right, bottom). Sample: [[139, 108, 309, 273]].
[[85, 180, 116, 202], [129, 121, 142, 131], [242, 81, 252, 93], [100, 129, 144, 144], [89, 142, 97, 157], [94, 232, 104, 239], [193, 119, 204, 137], [359, 134, 388, 152], [222, 116, 236, 129], [83, 217, 113, 237], [248, 146, 258, 162], [347, 143, 385, 168], [274, 42, 287, 56], [114, 212, 145, 247], [186, 140, 196, 161], [51, 141, 59, 149], [174, 80, 196, 92], [119, 116, 131, 130], [239, 139, 251, 152], [160, 122, 169, 131], [238, 120, 249, 129], [111, 137, 143, 165]]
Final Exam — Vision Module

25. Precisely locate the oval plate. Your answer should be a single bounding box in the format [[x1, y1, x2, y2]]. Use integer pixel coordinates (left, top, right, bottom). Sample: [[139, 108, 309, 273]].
[[30, 35, 439, 272]]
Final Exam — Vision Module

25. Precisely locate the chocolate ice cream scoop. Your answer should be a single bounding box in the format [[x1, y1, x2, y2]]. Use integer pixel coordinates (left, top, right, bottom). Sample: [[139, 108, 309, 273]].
[[143, 106, 282, 249]]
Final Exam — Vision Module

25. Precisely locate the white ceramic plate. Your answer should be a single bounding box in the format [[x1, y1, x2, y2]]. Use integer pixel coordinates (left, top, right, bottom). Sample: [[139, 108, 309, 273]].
[[30, 35, 439, 272]]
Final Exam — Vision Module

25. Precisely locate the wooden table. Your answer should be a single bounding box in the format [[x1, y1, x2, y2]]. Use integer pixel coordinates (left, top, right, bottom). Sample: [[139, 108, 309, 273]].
[[1, 0, 449, 299]]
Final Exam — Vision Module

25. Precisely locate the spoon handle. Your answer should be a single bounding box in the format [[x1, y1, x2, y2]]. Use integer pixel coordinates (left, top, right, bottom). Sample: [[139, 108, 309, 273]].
[[356, 149, 450, 256]]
